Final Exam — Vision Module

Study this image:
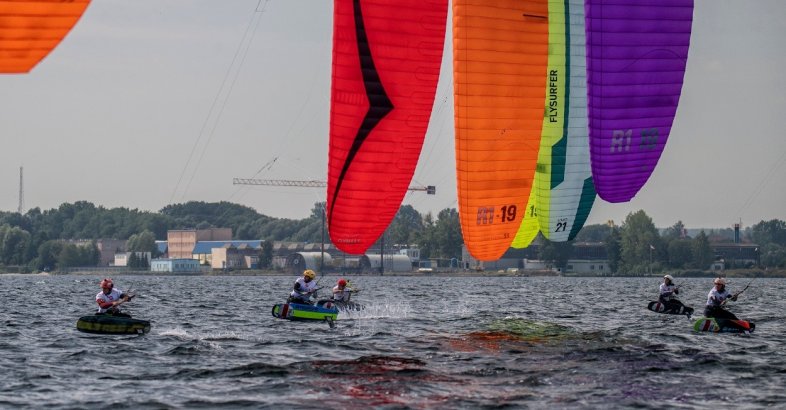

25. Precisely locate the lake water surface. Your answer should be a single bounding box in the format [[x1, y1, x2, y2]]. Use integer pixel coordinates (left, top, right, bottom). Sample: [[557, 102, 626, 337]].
[[1, 274, 784, 409]]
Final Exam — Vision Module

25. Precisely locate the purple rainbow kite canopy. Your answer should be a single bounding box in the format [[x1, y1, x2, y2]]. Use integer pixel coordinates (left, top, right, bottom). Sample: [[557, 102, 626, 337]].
[[585, 0, 694, 202]]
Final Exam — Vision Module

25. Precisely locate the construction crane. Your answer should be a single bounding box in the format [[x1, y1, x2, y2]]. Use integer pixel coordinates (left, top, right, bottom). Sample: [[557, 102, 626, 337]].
[[233, 177, 436, 274], [232, 178, 436, 194]]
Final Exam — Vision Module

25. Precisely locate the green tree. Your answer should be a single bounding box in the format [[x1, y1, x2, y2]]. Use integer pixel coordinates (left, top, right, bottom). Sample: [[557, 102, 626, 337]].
[[415, 212, 436, 259], [259, 240, 274, 268], [160, 201, 261, 236], [25, 230, 48, 265], [292, 219, 324, 243], [432, 208, 462, 260], [760, 243, 786, 268], [606, 228, 622, 274], [140, 213, 171, 240], [663, 220, 687, 240], [55, 242, 100, 268], [387, 205, 424, 246], [87, 240, 100, 266], [573, 223, 614, 242], [34, 240, 63, 271], [0, 225, 31, 265], [139, 253, 149, 268], [751, 219, 786, 246], [0, 212, 28, 231], [57, 244, 82, 268], [127, 230, 158, 256], [691, 231, 714, 269], [619, 210, 661, 275], [310, 202, 326, 220], [539, 238, 572, 269], [667, 239, 693, 269], [128, 252, 139, 268], [0, 224, 8, 262]]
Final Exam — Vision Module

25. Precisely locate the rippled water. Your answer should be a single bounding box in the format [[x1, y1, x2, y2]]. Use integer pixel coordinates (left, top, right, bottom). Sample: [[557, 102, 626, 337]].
[[1, 274, 784, 409]]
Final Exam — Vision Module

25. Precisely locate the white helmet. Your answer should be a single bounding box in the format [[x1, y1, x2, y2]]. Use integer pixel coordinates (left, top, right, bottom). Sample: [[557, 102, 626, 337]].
[[664, 274, 674, 282], [714, 277, 727, 285]]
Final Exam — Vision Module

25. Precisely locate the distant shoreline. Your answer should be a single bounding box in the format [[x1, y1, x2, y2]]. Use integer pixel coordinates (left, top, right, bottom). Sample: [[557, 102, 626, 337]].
[[5, 268, 785, 278]]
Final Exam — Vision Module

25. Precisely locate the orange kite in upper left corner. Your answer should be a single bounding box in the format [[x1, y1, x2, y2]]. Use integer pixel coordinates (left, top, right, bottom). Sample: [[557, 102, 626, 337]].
[[0, 0, 91, 73]]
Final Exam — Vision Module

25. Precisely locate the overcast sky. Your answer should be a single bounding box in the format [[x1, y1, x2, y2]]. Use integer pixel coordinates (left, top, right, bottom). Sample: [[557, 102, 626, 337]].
[[1, 0, 784, 231]]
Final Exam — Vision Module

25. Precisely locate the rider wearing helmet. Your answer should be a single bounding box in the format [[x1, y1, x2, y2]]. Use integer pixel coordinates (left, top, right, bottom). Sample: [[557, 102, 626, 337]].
[[332, 278, 354, 302], [95, 278, 132, 316], [704, 277, 739, 320], [288, 269, 318, 305], [659, 274, 692, 316]]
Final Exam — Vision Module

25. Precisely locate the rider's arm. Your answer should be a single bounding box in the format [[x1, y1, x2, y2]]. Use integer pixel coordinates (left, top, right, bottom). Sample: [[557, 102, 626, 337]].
[[294, 282, 313, 296], [96, 297, 119, 309]]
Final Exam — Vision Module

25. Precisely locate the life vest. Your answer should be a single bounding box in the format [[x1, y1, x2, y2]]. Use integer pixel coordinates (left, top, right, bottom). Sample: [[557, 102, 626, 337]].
[[659, 283, 678, 301], [706, 287, 732, 306], [290, 277, 317, 299], [332, 286, 351, 302], [96, 289, 124, 313]]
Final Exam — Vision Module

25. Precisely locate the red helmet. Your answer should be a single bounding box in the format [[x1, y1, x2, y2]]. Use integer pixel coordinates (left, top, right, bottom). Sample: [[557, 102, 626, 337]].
[[338, 279, 347, 287], [99, 278, 113, 289]]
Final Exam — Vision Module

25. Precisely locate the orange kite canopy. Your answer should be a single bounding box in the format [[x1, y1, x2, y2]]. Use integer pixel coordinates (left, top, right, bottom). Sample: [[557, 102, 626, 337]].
[[0, 0, 91, 73], [453, 0, 549, 261]]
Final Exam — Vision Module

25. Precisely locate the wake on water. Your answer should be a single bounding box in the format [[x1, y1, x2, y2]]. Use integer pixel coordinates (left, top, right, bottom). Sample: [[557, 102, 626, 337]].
[[337, 299, 412, 320]]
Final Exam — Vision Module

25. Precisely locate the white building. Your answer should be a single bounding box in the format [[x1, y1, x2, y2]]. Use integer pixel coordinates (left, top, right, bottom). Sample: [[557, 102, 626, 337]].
[[565, 259, 609, 275], [150, 258, 201, 273]]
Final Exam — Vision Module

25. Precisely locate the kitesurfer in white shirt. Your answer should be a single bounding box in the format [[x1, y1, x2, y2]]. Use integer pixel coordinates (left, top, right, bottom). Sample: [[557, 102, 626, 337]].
[[288, 269, 318, 305], [704, 277, 739, 320], [332, 278, 354, 302], [659, 274, 691, 315], [95, 278, 132, 317], [323, 278, 364, 311]]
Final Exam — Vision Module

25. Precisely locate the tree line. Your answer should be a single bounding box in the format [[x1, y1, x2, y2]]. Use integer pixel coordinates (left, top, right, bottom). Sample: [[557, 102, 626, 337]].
[[0, 201, 783, 273]]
